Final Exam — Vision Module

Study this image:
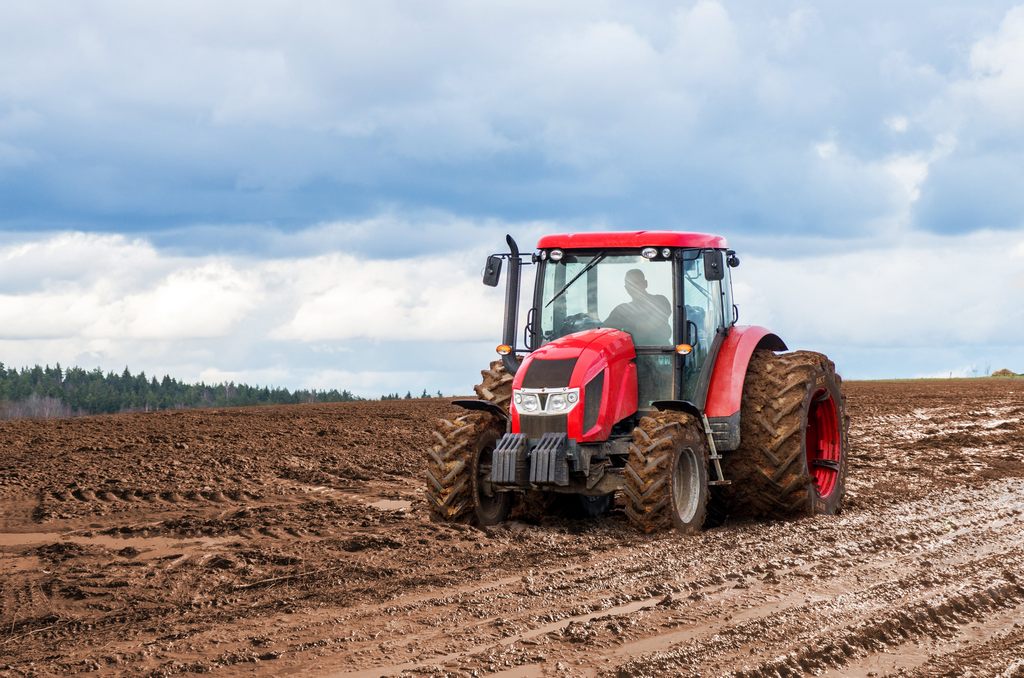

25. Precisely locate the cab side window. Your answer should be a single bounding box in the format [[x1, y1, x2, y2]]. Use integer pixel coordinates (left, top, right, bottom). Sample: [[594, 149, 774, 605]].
[[681, 253, 724, 400]]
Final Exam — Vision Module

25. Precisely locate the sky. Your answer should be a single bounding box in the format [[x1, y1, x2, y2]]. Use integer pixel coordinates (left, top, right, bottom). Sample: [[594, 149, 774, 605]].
[[1, 1, 1023, 396]]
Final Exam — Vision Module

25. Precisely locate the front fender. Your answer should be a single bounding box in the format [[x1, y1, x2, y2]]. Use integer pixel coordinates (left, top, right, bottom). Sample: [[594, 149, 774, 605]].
[[452, 399, 509, 421]]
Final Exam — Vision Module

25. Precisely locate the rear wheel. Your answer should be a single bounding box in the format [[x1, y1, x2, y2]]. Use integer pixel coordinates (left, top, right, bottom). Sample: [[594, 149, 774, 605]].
[[723, 350, 848, 518], [425, 412, 512, 525], [623, 412, 709, 533]]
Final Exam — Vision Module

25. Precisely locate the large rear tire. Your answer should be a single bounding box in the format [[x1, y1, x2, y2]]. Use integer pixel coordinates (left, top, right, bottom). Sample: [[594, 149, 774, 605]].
[[723, 350, 848, 518], [623, 412, 709, 534], [425, 412, 512, 525]]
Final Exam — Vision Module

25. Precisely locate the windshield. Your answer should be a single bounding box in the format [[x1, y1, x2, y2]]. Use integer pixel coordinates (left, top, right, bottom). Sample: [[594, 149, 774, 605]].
[[539, 254, 675, 347]]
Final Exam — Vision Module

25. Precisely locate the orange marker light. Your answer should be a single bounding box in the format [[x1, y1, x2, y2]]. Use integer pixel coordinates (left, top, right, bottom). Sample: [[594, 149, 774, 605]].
[[675, 343, 693, 355], [496, 344, 512, 355]]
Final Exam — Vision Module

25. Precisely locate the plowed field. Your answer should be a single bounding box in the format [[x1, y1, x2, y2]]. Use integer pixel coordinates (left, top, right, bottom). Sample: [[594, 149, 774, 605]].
[[2, 379, 1023, 676]]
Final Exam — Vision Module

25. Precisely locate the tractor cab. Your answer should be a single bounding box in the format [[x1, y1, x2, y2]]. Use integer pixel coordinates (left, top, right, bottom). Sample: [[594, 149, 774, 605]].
[[529, 233, 738, 411], [487, 232, 739, 430]]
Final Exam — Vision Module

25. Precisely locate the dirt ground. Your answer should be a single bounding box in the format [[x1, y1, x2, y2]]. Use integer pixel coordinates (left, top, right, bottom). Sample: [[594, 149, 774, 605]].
[[2, 379, 1023, 677]]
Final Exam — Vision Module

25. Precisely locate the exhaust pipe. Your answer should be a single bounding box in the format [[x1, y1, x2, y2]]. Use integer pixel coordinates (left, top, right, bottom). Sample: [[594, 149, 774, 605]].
[[502, 234, 521, 375]]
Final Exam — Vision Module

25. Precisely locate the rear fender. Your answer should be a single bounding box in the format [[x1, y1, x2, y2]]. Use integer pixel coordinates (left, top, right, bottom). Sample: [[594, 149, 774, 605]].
[[705, 326, 786, 450]]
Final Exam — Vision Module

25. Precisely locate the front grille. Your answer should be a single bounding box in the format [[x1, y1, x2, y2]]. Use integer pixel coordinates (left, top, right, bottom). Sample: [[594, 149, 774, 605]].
[[522, 358, 577, 388], [583, 372, 604, 432], [520, 414, 568, 439]]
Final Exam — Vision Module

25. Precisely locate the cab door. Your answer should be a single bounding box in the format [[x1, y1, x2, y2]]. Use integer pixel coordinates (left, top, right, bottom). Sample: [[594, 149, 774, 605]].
[[679, 250, 726, 405]]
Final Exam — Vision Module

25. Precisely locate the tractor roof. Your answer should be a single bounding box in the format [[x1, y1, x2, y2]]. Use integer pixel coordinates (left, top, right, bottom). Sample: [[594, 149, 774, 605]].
[[536, 231, 727, 250]]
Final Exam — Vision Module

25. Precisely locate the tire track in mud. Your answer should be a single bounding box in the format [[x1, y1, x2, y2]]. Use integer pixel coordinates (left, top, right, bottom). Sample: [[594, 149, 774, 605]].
[[44, 486, 262, 505], [15, 473, 1015, 676], [216, 481, 1024, 675], [617, 566, 1024, 677], [319, 479, 1024, 676], [822, 604, 1024, 678]]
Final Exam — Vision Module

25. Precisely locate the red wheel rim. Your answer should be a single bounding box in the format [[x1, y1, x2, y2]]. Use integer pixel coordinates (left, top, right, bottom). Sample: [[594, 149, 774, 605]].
[[806, 389, 841, 498]]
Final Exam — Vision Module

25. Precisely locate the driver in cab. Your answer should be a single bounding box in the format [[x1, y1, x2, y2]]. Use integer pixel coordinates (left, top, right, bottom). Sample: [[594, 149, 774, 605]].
[[604, 269, 671, 346]]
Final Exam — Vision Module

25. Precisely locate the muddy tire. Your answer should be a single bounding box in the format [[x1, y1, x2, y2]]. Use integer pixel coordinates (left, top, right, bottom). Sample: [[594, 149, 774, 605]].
[[425, 412, 512, 525], [724, 350, 848, 518], [623, 412, 709, 534], [474, 360, 514, 412]]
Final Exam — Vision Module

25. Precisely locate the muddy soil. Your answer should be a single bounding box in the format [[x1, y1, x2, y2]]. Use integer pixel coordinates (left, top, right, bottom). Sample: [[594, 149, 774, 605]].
[[1, 380, 1023, 676]]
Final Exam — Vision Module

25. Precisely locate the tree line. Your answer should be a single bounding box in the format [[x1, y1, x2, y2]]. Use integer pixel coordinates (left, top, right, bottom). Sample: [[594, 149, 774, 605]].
[[381, 390, 445, 400], [0, 363, 364, 419]]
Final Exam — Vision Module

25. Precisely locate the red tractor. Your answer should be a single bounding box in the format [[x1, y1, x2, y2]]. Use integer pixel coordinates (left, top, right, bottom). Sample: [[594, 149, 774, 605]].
[[426, 231, 848, 532]]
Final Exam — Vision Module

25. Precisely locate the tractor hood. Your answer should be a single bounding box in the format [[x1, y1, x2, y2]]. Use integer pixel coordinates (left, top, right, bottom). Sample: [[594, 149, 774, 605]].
[[510, 328, 638, 443]]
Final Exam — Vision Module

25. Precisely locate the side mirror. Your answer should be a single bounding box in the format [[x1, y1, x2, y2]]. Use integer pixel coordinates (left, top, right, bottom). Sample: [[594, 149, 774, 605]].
[[703, 250, 725, 281], [482, 255, 502, 287]]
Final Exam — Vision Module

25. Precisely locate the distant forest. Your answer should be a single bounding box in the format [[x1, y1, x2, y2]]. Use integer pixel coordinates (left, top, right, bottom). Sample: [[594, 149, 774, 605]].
[[0, 363, 369, 420]]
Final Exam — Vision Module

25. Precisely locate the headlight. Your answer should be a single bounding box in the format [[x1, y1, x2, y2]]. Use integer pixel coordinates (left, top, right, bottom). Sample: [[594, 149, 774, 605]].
[[519, 393, 541, 413], [514, 388, 579, 415], [547, 394, 568, 412]]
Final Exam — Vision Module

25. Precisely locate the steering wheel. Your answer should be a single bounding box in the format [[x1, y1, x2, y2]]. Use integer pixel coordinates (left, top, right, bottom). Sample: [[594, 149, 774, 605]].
[[558, 312, 602, 336]]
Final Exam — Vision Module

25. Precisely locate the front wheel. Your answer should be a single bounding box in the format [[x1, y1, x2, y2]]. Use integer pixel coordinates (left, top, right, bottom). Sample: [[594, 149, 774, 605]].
[[425, 412, 512, 525], [623, 412, 709, 533]]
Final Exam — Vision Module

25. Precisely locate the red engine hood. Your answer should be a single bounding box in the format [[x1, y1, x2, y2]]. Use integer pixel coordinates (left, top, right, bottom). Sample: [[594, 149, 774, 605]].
[[511, 328, 638, 442]]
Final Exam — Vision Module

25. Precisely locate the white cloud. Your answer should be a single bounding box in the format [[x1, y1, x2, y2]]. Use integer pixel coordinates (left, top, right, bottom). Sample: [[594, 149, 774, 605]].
[[95, 262, 261, 339], [734, 230, 1024, 351], [885, 115, 908, 133], [0, 234, 257, 341], [0, 231, 164, 290], [666, 1, 740, 82], [0, 227, 512, 394], [962, 5, 1024, 124], [814, 140, 837, 160], [0, 229, 507, 344], [268, 252, 499, 342], [883, 154, 928, 203]]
